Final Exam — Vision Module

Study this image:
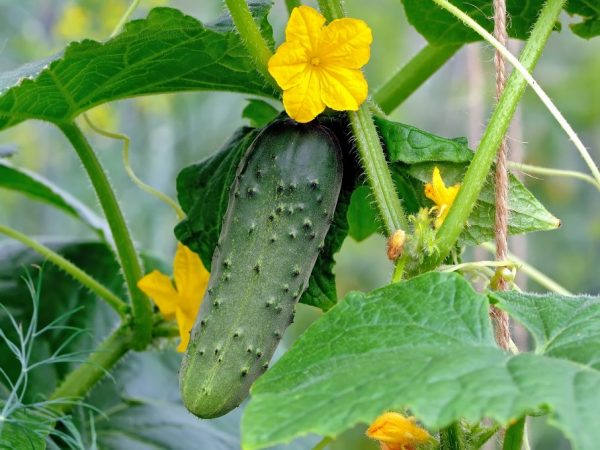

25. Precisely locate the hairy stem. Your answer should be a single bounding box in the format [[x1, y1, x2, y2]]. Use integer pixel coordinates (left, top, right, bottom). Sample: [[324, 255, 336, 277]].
[[0, 224, 128, 316], [439, 422, 466, 450], [373, 44, 461, 114], [224, 0, 276, 88], [311, 436, 332, 450], [502, 418, 525, 450], [417, 0, 566, 274], [348, 107, 408, 234], [49, 325, 131, 414], [58, 121, 151, 350], [318, 0, 408, 278]]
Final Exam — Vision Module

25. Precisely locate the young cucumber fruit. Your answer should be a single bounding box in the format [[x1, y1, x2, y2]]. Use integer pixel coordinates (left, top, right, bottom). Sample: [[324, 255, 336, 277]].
[[180, 119, 343, 419]]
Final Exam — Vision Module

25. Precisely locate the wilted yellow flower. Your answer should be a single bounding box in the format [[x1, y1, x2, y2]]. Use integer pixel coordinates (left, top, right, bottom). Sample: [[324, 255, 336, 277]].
[[268, 5, 372, 123], [424, 166, 460, 228], [138, 243, 209, 352], [367, 412, 431, 450]]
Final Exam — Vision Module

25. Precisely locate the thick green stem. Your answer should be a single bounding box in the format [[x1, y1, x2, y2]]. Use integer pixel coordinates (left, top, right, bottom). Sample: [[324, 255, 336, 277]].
[[373, 44, 461, 114], [439, 422, 466, 450], [319, 0, 408, 278], [49, 325, 131, 413], [348, 107, 408, 235], [224, 0, 276, 88], [285, 0, 301, 15], [503, 418, 526, 450], [58, 122, 151, 350], [0, 224, 128, 317], [417, 0, 565, 274]]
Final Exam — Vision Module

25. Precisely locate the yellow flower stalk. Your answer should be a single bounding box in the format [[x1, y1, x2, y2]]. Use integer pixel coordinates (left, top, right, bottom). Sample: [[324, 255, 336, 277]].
[[138, 243, 209, 352], [268, 5, 372, 123], [424, 166, 461, 228], [367, 412, 432, 450]]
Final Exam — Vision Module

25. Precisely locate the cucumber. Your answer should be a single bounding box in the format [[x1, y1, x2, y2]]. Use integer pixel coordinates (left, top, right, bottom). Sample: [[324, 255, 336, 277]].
[[180, 119, 343, 418]]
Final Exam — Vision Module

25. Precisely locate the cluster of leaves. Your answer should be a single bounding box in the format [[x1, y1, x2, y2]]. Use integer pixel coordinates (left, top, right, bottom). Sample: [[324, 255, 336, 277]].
[[0, 0, 597, 449]]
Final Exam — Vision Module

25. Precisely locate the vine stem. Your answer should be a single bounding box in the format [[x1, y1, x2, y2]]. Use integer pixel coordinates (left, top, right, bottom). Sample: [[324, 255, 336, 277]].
[[311, 436, 332, 450], [48, 325, 131, 414], [432, 0, 600, 187], [480, 242, 572, 295], [317, 0, 408, 280], [58, 121, 152, 350], [109, 0, 142, 38], [418, 0, 566, 274], [224, 0, 277, 89], [0, 224, 127, 317], [373, 44, 462, 115], [83, 114, 185, 220], [509, 161, 600, 190]]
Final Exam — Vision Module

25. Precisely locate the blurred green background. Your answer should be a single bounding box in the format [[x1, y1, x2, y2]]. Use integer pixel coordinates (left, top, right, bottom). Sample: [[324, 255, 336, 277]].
[[0, 1, 598, 448]]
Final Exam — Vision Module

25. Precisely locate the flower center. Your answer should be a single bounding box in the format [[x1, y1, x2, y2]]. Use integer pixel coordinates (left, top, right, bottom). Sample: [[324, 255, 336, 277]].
[[310, 57, 321, 67]]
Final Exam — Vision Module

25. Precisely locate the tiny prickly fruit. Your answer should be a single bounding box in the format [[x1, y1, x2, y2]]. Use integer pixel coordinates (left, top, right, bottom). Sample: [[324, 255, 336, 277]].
[[179, 119, 343, 418]]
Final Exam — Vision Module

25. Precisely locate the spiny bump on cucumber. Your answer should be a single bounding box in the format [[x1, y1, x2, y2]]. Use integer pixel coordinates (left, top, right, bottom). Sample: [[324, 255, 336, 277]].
[[180, 119, 343, 419]]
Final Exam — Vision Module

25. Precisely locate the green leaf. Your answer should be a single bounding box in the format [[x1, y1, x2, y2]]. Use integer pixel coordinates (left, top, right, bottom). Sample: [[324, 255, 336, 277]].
[[0, 159, 109, 238], [490, 291, 600, 369], [0, 4, 277, 132], [565, 1, 600, 38], [400, 0, 551, 45], [375, 117, 473, 164], [371, 117, 560, 245], [347, 186, 379, 242], [242, 273, 600, 450], [242, 99, 280, 128], [174, 125, 350, 311]]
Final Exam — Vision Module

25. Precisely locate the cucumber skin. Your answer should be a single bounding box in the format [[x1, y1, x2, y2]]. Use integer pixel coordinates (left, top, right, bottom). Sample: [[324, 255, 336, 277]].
[[180, 120, 343, 419]]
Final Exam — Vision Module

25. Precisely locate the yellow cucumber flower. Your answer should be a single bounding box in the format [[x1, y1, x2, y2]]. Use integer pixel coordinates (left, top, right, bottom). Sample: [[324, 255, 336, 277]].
[[424, 166, 461, 229], [138, 243, 209, 352], [268, 5, 372, 123], [367, 412, 432, 450]]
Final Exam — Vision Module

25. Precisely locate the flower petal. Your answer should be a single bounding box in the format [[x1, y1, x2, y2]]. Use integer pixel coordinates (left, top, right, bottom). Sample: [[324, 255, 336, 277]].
[[319, 65, 368, 111], [175, 308, 195, 352], [268, 41, 310, 90], [173, 243, 209, 318], [137, 270, 177, 318], [285, 5, 326, 52], [282, 68, 325, 123], [366, 412, 431, 446], [320, 18, 372, 68]]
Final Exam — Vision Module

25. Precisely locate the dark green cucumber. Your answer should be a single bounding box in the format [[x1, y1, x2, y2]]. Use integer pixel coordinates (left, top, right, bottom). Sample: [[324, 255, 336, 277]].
[[180, 119, 343, 418]]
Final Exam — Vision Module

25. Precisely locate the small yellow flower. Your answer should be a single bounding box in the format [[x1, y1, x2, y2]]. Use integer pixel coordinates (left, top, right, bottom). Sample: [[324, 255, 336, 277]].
[[268, 5, 372, 123], [138, 243, 209, 352], [424, 166, 461, 229], [366, 412, 431, 450]]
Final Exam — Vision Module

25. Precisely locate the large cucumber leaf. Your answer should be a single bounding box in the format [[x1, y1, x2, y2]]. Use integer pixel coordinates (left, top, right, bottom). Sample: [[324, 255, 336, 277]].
[[0, 3, 277, 132], [0, 159, 109, 238], [347, 117, 559, 244], [242, 272, 600, 450]]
